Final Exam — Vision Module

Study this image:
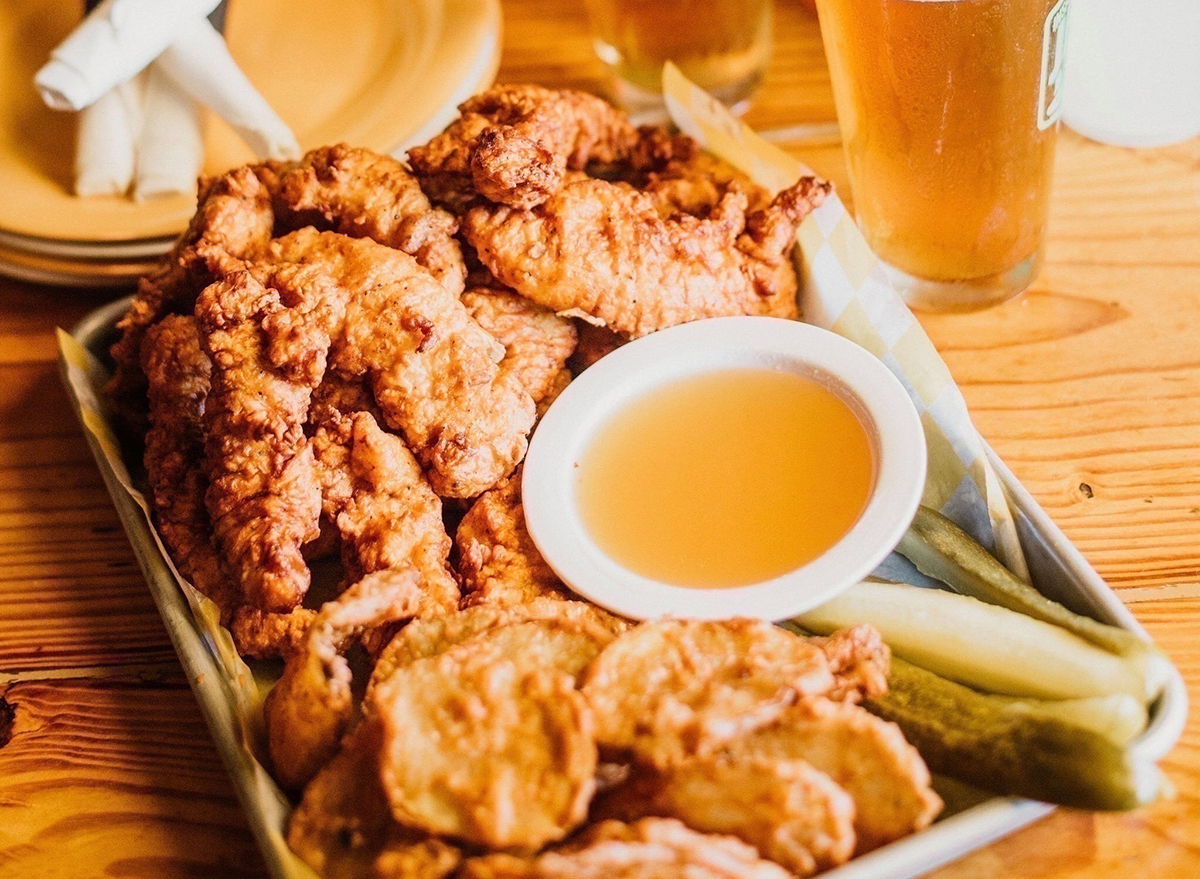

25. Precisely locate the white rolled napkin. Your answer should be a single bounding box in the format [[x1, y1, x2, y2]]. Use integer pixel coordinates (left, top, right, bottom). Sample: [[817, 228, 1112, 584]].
[[155, 16, 300, 160], [134, 61, 206, 201], [36, 0, 221, 111], [74, 72, 143, 197]]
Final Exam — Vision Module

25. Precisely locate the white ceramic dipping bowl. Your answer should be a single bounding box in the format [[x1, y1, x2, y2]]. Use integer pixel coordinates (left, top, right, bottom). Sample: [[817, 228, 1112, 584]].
[[522, 316, 927, 621]]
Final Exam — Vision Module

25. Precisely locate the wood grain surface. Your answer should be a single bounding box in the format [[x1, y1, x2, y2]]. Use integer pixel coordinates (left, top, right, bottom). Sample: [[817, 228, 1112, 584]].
[[1, 1, 1198, 876]]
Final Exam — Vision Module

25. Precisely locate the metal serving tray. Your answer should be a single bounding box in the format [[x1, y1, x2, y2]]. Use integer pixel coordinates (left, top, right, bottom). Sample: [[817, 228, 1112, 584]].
[[62, 297, 1188, 879]]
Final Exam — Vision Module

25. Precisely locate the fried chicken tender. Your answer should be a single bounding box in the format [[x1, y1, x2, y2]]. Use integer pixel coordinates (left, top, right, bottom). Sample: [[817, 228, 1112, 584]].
[[374, 645, 596, 849], [264, 565, 426, 790], [267, 229, 536, 497], [462, 287, 577, 411], [409, 84, 638, 211], [278, 144, 466, 295], [195, 264, 347, 612], [288, 722, 461, 879], [311, 411, 459, 611], [462, 173, 829, 338], [139, 315, 238, 618], [229, 605, 317, 660], [592, 754, 857, 876], [580, 619, 839, 768], [721, 698, 942, 853], [107, 163, 282, 425], [454, 470, 572, 607], [460, 818, 793, 879]]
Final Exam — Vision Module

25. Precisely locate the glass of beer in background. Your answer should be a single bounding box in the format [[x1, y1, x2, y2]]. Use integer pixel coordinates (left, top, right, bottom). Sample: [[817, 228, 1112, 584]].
[[584, 0, 773, 116], [813, 0, 1071, 310]]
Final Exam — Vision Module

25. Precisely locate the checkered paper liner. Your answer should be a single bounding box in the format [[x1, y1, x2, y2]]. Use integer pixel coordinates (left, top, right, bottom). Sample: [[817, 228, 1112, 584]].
[[663, 63, 1030, 582]]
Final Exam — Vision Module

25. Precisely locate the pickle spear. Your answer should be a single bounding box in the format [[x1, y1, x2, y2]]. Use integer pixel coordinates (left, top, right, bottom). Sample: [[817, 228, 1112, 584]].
[[897, 506, 1171, 700], [797, 581, 1151, 702], [867, 658, 1165, 811]]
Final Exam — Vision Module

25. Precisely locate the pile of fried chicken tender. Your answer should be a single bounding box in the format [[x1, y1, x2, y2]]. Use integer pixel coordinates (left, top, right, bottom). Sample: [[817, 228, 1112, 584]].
[[107, 85, 941, 879]]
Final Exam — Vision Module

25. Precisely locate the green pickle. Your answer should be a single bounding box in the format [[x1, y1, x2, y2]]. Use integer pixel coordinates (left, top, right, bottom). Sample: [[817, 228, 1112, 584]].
[[898, 505, 1171, 700], [868, 659, 1165, 811]]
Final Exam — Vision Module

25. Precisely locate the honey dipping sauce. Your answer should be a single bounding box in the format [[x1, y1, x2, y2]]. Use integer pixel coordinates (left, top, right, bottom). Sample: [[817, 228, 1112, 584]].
[[576, 368, 875, 588]]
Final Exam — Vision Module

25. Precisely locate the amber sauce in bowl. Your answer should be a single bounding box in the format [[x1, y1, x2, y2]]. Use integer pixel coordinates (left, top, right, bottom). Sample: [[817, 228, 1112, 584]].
[[522, 317, 926, 621], [577, 368, 874, 589]]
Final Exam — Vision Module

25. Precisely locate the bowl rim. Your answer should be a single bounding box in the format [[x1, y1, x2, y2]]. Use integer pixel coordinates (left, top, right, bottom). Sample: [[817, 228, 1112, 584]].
[[522, 316, 928, 621]]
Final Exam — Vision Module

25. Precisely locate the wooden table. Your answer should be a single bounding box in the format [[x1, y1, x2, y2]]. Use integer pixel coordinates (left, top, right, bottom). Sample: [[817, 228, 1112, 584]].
[[1, 1, 1197, 876]]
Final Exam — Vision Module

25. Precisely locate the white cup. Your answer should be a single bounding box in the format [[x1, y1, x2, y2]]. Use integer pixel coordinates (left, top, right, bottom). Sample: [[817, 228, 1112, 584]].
[[1062, 0, 1200, 148]]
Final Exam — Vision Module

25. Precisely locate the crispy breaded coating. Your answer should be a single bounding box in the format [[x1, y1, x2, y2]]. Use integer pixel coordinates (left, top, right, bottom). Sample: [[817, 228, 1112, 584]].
[[311, 411, 459, 611], [229, 605, 317, 661], [267, 229, 536, 497], [812, 624, 891, 704], [462, 287, 577, 411], [139, 315, 238, 618], [721, 698, 942, 853], [580, 619, 838, 768], [463, 173, 829, 338], [455, 470, 572, 607], [368, 597, 628, 706], [592, 753, 857, 876], [288, 722, 461, 879], [265, 567, 426, 790], [279, 144, 466, 295], [409, 84, 638, 211], [459, 818, 794, 879], [196, 264, 345, 612], [619, 127, 774, 218], [107, 163, 283, 425], [368, 602, 624, 707], [429, 618, 613, 683], [307, 372, 382, 425], [374, 645, 596, 849]]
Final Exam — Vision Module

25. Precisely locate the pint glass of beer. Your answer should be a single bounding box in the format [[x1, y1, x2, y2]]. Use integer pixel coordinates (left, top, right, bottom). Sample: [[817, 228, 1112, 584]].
[[814, 0, 1071, 310], [584, 0, 773, 115]]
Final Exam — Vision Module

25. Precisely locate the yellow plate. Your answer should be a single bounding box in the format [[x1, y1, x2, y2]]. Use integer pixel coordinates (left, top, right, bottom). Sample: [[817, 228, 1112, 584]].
[[0, 242, 157, 287], [0, 0, 499, 244]]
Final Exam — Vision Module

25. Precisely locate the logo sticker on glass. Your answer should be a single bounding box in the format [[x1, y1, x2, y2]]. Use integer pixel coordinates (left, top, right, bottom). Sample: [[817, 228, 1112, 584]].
[[1038, 0, 1070, 130]]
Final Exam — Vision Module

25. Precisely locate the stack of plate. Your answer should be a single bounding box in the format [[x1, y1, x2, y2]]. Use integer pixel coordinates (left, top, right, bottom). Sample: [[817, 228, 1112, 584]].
[[0, 0, 500, 287]]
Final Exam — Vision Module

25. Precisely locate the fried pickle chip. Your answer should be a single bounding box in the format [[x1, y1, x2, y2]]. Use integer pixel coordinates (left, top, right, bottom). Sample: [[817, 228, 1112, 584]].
[[720, 698, 942, 853], [369, 597, 627, 700], [580, 619, 837, 768], [288, 723, 461, 879], [593, 754, 857, 876], [375, 647, 596, 849], [458, 818, 793, 879], [265, 567, 426, 790]]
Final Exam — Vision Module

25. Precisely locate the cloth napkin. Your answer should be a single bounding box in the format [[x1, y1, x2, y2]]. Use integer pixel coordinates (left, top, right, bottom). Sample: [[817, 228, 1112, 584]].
[[37, 0, 298, 200]]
